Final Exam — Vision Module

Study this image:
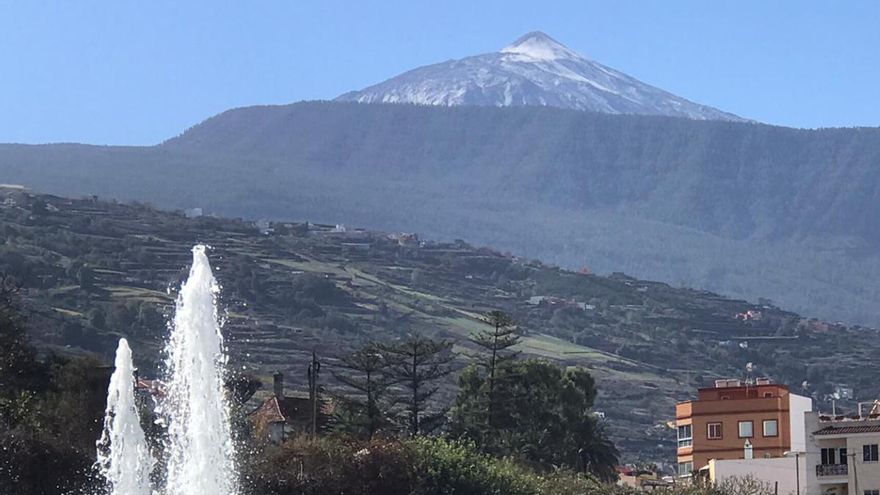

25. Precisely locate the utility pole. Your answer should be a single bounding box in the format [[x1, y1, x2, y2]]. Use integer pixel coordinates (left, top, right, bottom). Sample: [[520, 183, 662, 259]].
[[307, 349, 321, 438], [785, 450, 803, 495], [850, 452, 859, 495]]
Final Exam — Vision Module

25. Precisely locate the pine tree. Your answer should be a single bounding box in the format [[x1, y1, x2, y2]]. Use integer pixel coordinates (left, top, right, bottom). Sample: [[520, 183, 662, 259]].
[[379, 335, 453, 436], [331, 344, 391, 440], [469, 310, 519, 427]]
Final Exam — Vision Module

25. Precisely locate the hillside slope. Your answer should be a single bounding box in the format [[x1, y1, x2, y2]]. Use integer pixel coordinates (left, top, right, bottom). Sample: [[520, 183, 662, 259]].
[[163, 102, 880, 246], [2, 102, 878, 325], [2, 189, 879, 462]]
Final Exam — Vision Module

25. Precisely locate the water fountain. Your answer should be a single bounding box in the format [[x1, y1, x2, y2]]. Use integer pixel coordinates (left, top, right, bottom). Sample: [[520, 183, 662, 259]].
[[97, 245, 239, 495], [162, 245, 239, 495], [96, 338, 153, 495]]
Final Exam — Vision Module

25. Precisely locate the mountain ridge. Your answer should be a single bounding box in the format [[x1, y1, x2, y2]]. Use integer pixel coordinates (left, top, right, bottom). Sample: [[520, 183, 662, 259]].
[[337, 31, 747, 122], [3, 102, 880, 326]]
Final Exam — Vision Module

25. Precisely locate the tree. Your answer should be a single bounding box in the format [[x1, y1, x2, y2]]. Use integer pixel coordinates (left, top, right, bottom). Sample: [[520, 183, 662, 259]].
[[225, 373, 262, 405], [77, 265, 95, 291], [451, 359, 618, 481], [332, 344, 393, 440], [0, 275, 45, 428], [449, 364, 492, 448], [469, 310, 519, 427], [107, 302, 135, 332], [290, 274, 349, 306], [88, 307, 106, 329], [570, 409, 619, 481], [133, 301, 164, 338], [716, 474, 775, 495], [223, 256, 263, 302], [60, 320, 84, 346], [379, 335, 453, 436]]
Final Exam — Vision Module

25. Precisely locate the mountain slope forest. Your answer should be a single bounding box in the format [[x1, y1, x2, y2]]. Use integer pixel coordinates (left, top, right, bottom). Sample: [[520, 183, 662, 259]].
[[1, 188, 878, 463], [1, 102, 879, 325]]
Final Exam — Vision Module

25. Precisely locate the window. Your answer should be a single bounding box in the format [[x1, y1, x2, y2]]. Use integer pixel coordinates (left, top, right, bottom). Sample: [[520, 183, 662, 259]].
[[864, 490, 878, 495], [678, 461, 693, 476], [864, 444, 879, 462], [738, 420, 754, 438], [841, 448, 848, 465], [764, 392, 774, 398], [763, 419, 778, 437], [708, 422, 723, 440], [678, 425, 693, 448], [821, 448, 838, 465]]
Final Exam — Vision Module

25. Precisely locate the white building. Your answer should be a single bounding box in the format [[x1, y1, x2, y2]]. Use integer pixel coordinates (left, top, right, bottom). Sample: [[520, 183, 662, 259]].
[[805, 402, 880, 495], [705, 457, 803, 495]]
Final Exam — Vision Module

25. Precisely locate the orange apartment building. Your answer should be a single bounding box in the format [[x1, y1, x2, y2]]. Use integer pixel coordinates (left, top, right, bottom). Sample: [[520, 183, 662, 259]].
[[675, 378, 812, 477]]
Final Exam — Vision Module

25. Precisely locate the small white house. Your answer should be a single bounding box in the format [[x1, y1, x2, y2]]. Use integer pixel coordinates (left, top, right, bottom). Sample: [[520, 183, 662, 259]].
[[705, 457, 803, 495]]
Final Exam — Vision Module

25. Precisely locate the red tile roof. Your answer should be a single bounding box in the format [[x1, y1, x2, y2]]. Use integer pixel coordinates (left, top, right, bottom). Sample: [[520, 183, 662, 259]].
[[814, 424, 880, 435], [249, 395, 335, 425], [136, 378, 166, 397]]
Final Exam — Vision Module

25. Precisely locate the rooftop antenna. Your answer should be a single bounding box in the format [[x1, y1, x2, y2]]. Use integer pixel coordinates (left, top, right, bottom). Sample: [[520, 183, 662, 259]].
[[744, 362, 755, 395]]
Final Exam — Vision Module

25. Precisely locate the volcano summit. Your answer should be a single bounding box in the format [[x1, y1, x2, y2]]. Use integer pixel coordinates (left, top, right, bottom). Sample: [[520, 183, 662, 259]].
[[338, 31, 746, 121]]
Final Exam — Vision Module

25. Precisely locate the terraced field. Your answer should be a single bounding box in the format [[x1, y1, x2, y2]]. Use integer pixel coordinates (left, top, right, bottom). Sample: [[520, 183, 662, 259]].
[[2, 187, 878, 463]]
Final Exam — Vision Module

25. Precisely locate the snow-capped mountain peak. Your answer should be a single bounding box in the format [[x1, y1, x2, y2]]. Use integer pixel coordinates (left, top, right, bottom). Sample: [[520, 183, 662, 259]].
[[337, 32, 747, 122], [500, 31, 582, 62]]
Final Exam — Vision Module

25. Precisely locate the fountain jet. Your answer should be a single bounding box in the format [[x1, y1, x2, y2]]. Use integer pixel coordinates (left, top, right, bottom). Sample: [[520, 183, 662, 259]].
[[161, 245, 238, 495], [96, 338, 153, 495]]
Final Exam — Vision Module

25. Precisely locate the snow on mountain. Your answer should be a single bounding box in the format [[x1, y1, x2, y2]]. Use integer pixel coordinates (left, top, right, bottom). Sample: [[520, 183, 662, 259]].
[[337, 31, 747, 122]]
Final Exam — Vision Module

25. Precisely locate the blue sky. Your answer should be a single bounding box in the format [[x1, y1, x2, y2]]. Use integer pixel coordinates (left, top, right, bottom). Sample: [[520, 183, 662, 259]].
[[1, 1, 878, 145]]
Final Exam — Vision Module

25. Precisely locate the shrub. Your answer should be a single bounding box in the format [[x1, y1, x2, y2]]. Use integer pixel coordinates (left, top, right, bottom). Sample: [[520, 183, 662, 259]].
[[407, 437, 541, 495], [243, 435, 413, 495], [244, 434, 617, 495]]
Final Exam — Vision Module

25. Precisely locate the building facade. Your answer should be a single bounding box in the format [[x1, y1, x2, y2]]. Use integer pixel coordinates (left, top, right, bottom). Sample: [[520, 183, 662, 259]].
[[706, 457, 803, 495], [676, 379, 812, 476], [805, 404, 880, 495], [249, 372, 333, 443]]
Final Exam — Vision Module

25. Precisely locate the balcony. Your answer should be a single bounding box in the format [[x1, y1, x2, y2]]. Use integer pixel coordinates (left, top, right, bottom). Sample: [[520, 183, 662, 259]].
[[816, 464, 848, 477]]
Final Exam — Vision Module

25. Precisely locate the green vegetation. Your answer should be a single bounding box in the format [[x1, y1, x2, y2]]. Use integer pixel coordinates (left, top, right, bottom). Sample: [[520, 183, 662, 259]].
[[242, 435, 773, 495], [378, 335, 454, 436], [245, 435, 612, 495], [332, 344, 395, 440], [329, 318, 618, 479], [451, 359, 618, 480], [469, 310, 520, 428], [0, 279, 104, 495]]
